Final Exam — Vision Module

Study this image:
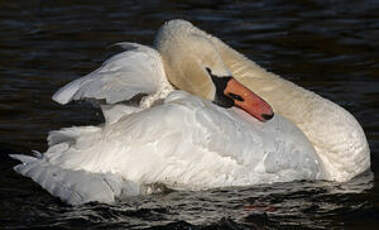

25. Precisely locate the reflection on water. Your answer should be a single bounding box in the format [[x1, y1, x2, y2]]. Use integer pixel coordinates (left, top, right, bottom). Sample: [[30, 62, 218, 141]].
[[1, 0, 378, 229]]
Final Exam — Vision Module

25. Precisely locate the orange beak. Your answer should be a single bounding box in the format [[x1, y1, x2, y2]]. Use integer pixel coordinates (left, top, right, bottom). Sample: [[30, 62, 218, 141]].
[[224, 78, 274, 122]]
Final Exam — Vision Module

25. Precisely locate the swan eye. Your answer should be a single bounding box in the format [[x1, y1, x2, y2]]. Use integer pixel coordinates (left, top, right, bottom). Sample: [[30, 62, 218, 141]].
[[228, 93, 244, 102]]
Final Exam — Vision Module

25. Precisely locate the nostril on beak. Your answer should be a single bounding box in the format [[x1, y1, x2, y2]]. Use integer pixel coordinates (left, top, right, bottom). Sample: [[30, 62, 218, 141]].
[[262, 113, 274, 121]]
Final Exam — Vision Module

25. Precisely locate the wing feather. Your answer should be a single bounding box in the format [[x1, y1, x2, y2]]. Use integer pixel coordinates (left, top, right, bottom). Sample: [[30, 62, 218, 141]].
[[52, 43, 165, 105]]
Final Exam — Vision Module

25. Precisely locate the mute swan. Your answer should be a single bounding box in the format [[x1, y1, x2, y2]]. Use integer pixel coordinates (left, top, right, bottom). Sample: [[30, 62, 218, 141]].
[[11, 19, 370, 205]]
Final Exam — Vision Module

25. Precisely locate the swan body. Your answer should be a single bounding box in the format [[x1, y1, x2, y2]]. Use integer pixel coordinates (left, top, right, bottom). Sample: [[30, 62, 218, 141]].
[[11, 19, 370, 205], [12, 91, 324, 205]]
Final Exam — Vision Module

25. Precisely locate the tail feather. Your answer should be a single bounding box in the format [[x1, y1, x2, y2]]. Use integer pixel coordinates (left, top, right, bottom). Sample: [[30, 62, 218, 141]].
[[47, 126, 101, 147], [10, 154, 140, 205], [10, 153, 39, 163], [52, 77, 84, 104]]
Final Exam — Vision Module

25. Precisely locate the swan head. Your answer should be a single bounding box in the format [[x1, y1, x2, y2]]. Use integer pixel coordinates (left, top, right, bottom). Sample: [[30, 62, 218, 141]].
[[155, 19, 274, 122]]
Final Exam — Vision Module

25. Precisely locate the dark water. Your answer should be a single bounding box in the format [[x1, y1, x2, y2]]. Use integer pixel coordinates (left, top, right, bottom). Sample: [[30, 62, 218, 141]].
[[1, 0, 379, 229]]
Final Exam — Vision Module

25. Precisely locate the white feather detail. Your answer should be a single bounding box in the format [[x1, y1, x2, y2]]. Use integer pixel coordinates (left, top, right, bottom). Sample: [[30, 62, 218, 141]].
[[52, 43, 166, 105]]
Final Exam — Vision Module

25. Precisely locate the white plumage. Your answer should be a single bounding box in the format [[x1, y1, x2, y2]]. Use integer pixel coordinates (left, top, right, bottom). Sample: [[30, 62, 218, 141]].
[[11, 92, 324, 205], [11, 19, 370, 205], [52, 43, 166, 105]]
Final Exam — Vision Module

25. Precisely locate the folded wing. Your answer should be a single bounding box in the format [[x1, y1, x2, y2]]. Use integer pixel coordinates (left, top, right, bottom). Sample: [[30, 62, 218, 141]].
[[52, 43, 166, 105]]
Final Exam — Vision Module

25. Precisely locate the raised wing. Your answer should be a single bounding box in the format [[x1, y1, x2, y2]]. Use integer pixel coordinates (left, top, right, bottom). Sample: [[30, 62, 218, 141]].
[[52, 43, 166, 105]]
